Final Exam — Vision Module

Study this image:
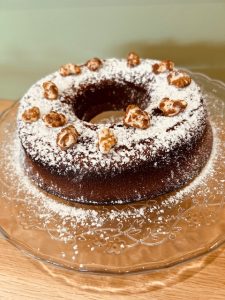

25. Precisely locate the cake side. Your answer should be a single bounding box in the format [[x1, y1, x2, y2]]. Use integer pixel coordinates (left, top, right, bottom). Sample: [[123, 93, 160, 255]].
[[22, 121, 212, 204]]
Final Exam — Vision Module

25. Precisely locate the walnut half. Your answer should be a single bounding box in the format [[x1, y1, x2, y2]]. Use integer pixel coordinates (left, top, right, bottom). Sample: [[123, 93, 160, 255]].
[[43, 81, 58, 100], [123, 105, 150, 129], [42, 111, 67, 127], [57, 125, 79, 150], [22, 106, 40, 123], [159, 98, 187, 116], [152, 60, 174, 74], [167, 71, 192, 88], [127, 52, 140, 67], [86, 58, 102, 71], [59, 63, 81, 76], [98, 128, 117, 154]]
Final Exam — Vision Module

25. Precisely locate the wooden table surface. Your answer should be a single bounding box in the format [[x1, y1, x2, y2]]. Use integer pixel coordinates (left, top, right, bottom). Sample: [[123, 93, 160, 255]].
[[0, 100, 225, 300]]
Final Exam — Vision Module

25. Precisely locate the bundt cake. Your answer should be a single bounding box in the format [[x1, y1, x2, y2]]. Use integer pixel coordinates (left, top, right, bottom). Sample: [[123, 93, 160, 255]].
[[17, 53, 213, 204]]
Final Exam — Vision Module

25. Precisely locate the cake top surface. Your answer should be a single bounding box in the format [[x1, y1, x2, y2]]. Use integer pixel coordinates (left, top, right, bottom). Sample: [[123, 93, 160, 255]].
[[17, 57, 207, 175]]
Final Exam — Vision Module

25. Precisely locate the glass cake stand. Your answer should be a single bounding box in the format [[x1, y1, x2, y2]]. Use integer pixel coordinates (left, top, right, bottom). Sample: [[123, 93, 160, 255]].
[[0, 72, 224, 275]]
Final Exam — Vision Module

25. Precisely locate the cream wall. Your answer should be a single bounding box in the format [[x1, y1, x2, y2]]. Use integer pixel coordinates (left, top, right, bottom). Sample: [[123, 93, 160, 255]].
[[0, 0, 225, 99]]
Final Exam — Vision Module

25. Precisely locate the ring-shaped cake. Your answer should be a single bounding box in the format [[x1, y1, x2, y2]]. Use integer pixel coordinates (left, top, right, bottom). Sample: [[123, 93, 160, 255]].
[[17, 54, 213, 204]]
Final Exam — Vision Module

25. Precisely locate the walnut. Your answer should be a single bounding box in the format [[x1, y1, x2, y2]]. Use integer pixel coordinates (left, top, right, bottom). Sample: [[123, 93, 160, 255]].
[[43, 81, 58, 100], [43, 111, 67, 127], [86, 57, 102, 71], [152, 60, 174, 74], [56, 125, 79, 150], [123, 105, 150, 129], [98, 128, 117, 154], [159, 98, 187, 116], [127, 52, 140, 67], [167, 71, 192, 88], [59, 63, 81, 76], [22, 106, 40, 123]]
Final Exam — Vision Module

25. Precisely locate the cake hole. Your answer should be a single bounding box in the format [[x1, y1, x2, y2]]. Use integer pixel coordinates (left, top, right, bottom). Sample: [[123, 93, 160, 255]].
[[90, 110, 125, 124], [72, 80, 149, 122]]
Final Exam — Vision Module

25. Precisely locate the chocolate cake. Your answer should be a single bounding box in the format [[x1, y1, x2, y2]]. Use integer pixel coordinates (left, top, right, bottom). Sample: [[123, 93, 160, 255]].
[[17, 53, 213, 204]]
